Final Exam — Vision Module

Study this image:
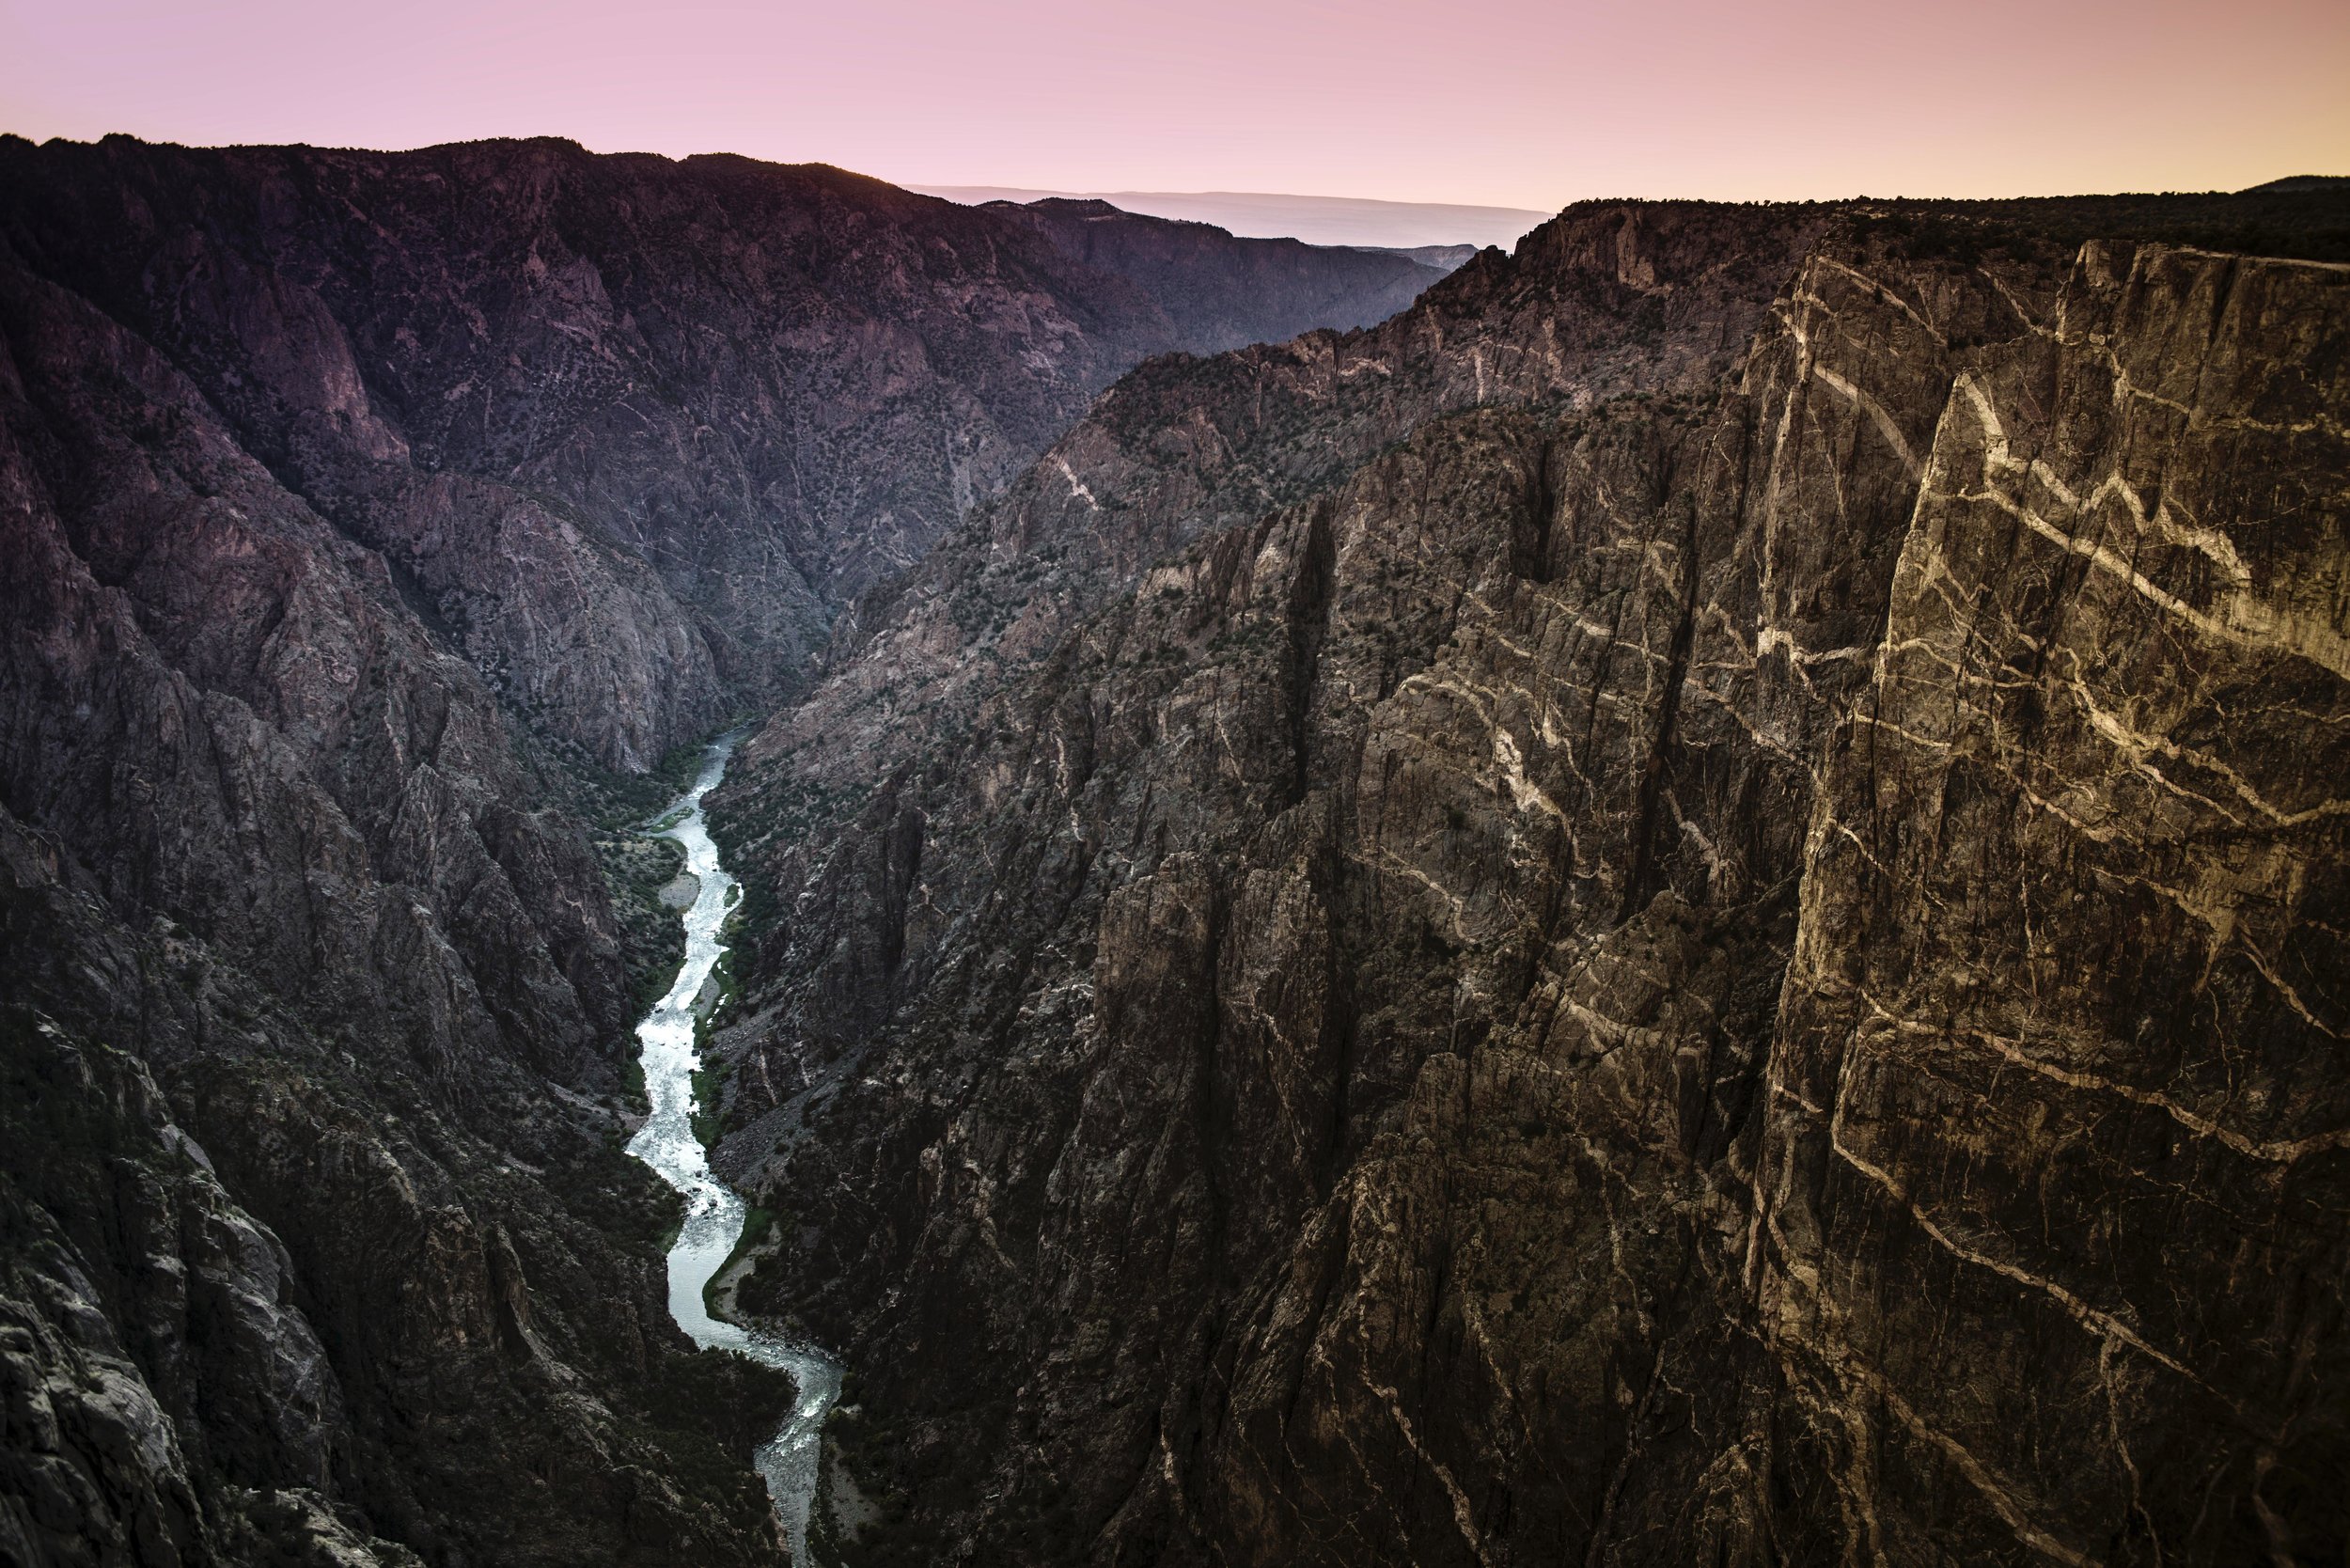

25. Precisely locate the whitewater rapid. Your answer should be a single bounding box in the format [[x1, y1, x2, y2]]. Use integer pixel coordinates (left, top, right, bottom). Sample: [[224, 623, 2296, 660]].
[[624, 738, 842, 1558]]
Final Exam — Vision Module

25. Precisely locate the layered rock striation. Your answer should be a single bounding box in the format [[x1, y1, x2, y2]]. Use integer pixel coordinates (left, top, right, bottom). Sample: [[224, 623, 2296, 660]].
[[711, 196, 2350, 1564], [740, 201, 1836, 808], [5, 137, 2345, 1566]]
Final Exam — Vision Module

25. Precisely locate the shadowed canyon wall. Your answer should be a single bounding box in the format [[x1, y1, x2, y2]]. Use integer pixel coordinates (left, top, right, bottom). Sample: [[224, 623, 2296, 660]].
[[0, 139, 1445, 1565], [0, 227, 794, 1564], [0, 135, 1446, 765]]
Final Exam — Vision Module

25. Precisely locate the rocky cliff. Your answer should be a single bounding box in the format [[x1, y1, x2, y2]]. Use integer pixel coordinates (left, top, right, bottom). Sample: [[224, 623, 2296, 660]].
[[736, 200, 1835, 811], [0, 136, 1448, 760], [707, 193, 2350, 1564], [0, 236, 794, 1564], [0, 138, 1458, 1565], [5, 134, 2345, 1566]]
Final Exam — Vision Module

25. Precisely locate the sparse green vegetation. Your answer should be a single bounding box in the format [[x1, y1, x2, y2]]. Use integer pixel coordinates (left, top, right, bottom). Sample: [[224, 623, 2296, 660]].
[[594, 830, 690, 1025], [690, 1053, 732, 1148], [699, 1202, 777, 1314]]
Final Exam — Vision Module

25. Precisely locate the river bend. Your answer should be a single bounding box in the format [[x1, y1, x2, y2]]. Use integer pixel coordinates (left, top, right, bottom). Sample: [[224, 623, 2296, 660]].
[[625, 738, 841, 1558]]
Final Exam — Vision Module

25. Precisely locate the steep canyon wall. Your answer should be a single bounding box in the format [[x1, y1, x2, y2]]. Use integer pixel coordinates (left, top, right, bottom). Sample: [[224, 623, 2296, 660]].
[[713, 201, 2350, 1565]]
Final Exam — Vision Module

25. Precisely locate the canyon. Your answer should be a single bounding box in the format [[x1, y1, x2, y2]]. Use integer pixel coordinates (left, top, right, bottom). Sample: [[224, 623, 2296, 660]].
[[0, 134, 1445, 1566], [1, 133, 2345, 1568]]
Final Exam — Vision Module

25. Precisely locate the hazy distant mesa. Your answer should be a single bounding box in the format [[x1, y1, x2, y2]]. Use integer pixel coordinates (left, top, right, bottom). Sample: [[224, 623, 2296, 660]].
[[910, 185, 1550, 250]]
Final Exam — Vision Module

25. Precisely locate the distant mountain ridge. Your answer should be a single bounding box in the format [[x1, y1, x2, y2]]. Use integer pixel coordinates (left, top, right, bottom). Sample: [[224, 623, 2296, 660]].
[[2248, 174, 2350, 192], [911, 185, 1551, 248], [1363, 242, 1482, 272], [972, 196, 1444, 354]]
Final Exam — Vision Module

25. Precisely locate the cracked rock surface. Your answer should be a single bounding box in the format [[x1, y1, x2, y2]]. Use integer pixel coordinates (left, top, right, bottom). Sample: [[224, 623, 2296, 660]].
[[710, 198, 2350, 1564], [4, 146, 2347, 1566]]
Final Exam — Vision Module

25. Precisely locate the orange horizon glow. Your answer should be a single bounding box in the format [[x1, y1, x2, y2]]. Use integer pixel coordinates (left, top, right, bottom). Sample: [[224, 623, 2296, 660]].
[[3, 0, 2345, 212]]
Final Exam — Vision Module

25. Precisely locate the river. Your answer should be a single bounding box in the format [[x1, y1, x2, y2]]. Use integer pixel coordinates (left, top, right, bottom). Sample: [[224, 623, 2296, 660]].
[[624, 737, 842, 1559]]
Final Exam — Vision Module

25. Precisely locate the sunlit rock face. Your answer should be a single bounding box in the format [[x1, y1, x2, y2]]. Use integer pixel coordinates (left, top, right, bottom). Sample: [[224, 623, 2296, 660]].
[[1755, 243, 2350, 1566], [710, 196, 2350, 1564]]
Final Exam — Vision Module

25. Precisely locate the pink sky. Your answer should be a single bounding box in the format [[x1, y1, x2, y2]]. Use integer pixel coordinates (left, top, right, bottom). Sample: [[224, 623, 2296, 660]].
[[3, 0, 2344, 209]]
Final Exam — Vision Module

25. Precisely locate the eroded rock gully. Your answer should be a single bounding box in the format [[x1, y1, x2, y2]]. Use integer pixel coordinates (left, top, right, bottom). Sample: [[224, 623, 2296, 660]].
[[0, 233, 793, 1564], [709, 210, 2350, 1564]]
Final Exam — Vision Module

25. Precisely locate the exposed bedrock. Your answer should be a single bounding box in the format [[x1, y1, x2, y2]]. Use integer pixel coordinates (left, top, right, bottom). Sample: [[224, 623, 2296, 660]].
[[0, 192, 791, 1566], [0, 135, 1465, 1563], [713, 217, 2349, 1564], [0, 135, 1449, 756]]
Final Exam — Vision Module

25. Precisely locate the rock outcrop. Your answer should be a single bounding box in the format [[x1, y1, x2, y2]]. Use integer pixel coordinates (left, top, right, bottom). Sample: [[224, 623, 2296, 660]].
[[0, 201, 791, 1564], [739, 201, 1836, 809], [1754, 242, 2350, 1565], [6, 131, 2346, 1566], [0, 136, 1449, 755], [710, 195, 2350, 1564]]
